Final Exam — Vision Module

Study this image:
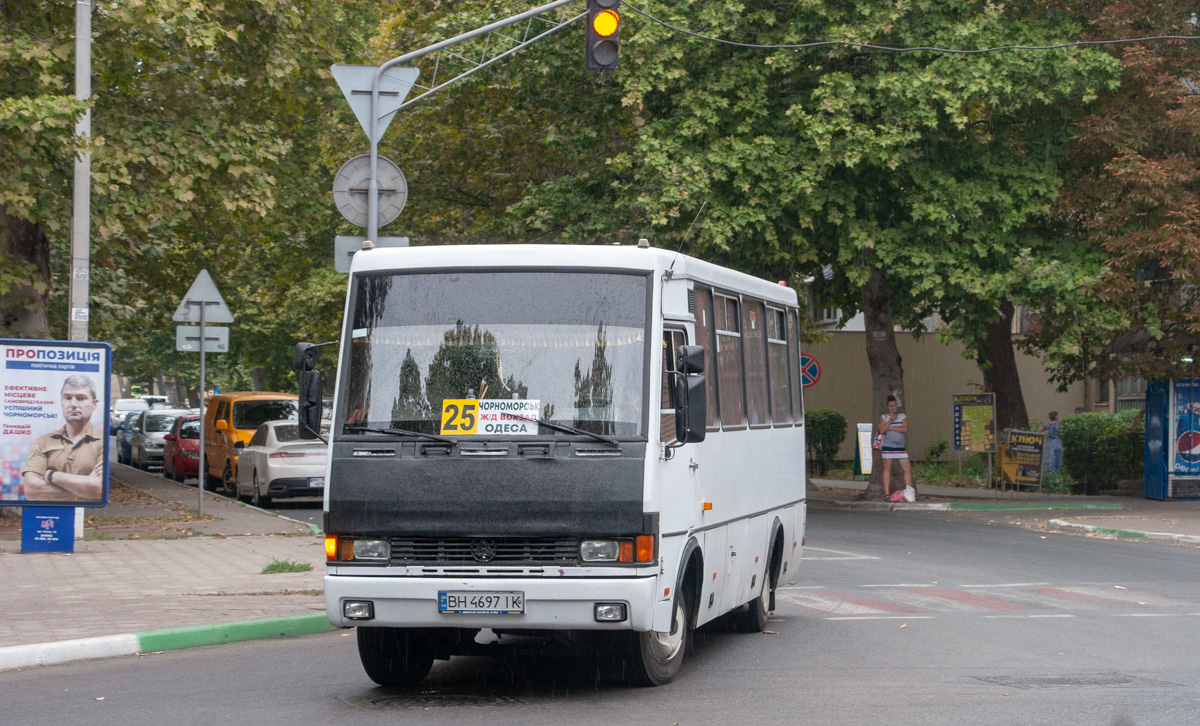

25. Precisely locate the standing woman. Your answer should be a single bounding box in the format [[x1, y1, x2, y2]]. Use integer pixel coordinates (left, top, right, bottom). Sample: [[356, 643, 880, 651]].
[[879, 395, 913, 498], [1042, 411, 1063, 473]]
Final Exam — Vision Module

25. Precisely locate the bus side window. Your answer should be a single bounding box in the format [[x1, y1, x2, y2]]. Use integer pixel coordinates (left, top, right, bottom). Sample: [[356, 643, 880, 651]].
[[715, 293, 745, 428], [660, 330, 686, 443], [787, 309, 803, 423], [743, 298, 769, 427], [694, 286, 718, 428], [767, 306, 793, 424]]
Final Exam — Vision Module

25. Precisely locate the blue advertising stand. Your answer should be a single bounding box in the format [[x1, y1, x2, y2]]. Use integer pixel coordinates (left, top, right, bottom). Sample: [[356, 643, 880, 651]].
[[21, 506, 75, 553], [1144, 378, 1200, 500]]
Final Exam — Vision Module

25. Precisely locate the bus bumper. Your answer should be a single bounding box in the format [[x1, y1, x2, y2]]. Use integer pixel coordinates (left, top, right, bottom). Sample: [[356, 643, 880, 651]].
[[325, 574, 659, 631]]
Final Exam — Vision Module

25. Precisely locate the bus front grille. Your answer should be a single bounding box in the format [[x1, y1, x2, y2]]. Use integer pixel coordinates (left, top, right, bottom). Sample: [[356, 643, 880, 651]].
[[390, 537, 581, 566]]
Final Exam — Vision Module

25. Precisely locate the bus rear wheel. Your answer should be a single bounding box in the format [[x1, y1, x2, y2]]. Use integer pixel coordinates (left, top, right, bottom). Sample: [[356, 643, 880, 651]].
[[626, 592, 691, 686], [357, 627, 435, 687], [733, 545, 777, 633]]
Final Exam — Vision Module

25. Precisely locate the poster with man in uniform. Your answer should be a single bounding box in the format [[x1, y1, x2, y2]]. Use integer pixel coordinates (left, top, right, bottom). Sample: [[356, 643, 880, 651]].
[[1, 339, 111, 506]]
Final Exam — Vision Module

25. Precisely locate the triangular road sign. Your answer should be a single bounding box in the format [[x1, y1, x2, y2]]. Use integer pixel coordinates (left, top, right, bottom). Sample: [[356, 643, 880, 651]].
[[172, 270, 234, 323], [331, 64, 421, 143]]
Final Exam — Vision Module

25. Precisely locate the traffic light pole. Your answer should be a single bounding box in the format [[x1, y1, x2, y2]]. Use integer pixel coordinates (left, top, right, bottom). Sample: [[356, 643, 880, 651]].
[[366, 0, 585, 242]]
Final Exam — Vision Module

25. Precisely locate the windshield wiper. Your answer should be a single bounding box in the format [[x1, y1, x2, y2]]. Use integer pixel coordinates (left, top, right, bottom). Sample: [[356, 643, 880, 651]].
[[499, 413, 620, 448], [345, 425, 458, 445]]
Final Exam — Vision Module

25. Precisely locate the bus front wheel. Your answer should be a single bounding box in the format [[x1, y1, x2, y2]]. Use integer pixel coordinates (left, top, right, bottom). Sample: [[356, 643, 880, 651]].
[[357, 627, 435, 687], [626, 591, 691, 686]]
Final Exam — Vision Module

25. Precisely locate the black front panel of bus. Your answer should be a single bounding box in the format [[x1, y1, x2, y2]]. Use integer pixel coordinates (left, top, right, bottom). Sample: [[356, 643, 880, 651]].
[[327, 443, 647, 536]]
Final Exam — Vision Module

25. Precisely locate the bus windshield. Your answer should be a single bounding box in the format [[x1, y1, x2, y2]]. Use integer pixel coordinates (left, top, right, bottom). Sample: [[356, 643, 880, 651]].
[[342, 270, 649, 438]]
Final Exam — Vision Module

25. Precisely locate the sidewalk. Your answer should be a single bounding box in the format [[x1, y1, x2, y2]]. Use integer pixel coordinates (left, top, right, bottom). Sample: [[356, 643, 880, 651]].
[[2, 469, 1198, 673], [0, 465, 331, 671], [809, 477, 1200, 545]]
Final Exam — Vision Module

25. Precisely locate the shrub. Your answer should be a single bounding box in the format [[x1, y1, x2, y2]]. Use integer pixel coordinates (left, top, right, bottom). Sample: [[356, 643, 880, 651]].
[[924, 434, 949, 462], [1061, 410, 1143, 492], [806, 408, 848, 475]]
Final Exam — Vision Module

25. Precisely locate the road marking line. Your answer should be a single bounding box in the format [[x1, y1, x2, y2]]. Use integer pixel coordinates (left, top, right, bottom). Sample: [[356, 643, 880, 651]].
[[818, 590, 923, 613], [984, 614, 1075, 619], [801, 547, 880, 561], [960, 583, 1051, 588], [778, 585, 827, 590], [776, 591, 883, 615], [826, 616, 936, 621], [1112, 613, 1180, 617], [796, 547, 883, 556], [861, 583, 934, 588], [920, 588, 1027, 611]]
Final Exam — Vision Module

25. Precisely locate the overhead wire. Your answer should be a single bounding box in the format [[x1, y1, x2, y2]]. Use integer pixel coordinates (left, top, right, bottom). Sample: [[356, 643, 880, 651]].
[[623, 3, 1197, 54]]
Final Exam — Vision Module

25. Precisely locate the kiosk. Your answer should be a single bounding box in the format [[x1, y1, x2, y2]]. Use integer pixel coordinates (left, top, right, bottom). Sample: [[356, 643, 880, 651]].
[[1144, 379, 1200, 500]]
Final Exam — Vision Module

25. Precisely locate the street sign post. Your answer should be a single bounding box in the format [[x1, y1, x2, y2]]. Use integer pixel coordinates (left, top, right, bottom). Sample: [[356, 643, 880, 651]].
[[330, 65, 420, 144], [175, 326, 229, 353], [332, 155, 408, 229], [173, 270, 233, 518]]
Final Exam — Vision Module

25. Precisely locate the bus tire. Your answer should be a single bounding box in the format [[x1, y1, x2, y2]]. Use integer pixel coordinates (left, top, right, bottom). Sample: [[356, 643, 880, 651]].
[[626, 590, 691, 686], [734, 538, 779, 633], [357, 627, 435, 687]]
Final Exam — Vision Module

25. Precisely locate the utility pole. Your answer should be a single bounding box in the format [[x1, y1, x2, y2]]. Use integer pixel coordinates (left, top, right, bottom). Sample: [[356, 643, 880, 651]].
[[69, 0, 92, 343], [69, 0, 92, 540]]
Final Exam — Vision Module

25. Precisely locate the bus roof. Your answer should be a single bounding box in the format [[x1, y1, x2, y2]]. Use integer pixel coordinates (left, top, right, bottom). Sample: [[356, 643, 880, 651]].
[[348, 244, 799, 307]]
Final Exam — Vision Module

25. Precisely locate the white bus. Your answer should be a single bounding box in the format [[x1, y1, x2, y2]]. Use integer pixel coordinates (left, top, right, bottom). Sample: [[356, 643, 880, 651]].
[[295, 242, 807, 687]]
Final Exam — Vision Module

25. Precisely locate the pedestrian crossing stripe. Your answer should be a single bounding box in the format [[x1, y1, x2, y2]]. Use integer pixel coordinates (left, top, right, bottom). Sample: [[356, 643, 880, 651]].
[[775, 585, 1190, 616]]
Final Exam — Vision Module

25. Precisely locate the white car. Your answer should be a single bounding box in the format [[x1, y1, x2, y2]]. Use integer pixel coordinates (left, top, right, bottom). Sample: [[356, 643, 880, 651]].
[[110, 398, 149, 430], [234, 419, 329, 506]]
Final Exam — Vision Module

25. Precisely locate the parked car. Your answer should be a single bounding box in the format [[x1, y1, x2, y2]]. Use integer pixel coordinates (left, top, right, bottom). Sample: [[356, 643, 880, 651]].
[[110, 398, 149, 430], [203, 391, 299, 496], [130, 409, 190, 470], [163, 415, 201, 483], [115, 414, 140, 465], [234, 420, 330, 506]]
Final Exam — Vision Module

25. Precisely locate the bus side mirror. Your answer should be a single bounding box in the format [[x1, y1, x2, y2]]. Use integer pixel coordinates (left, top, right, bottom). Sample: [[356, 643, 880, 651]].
[[677, 345, 705, 374], [674, 374, 707, 444], [298, 370, 323, 440]]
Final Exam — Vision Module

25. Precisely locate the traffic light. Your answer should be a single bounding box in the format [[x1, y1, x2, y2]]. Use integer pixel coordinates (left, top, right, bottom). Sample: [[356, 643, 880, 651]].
[[585, 0, 620, 71]]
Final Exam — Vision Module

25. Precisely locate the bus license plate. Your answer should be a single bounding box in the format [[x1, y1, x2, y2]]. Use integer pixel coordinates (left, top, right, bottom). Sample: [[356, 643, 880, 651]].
[[310, 477, 325, 487], [439, 591, 524, 615]]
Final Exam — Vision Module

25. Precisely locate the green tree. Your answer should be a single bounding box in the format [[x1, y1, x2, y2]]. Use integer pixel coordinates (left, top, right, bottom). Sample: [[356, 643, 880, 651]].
[[1035, 0, 1200, 387], [2, 0, 374, 396], [367, 1, 1119, 499]]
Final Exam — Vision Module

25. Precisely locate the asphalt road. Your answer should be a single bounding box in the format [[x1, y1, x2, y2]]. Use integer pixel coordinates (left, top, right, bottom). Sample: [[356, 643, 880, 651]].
[[5, 507, 1197, 726]]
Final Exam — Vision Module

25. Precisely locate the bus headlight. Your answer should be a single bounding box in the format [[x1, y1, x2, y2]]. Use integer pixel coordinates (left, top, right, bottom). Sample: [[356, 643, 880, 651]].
[[352, 539, 391, 561], [580, 540, 619, 562]]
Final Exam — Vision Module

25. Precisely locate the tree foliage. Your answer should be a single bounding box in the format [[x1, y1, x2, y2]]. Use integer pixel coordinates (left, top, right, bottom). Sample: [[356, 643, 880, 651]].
[[1037, 0, 1200, 385], [2, 0, 375, 394]]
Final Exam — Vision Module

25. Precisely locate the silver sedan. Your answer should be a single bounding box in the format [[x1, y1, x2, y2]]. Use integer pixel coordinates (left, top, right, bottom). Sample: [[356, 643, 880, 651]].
[[130, 409, 191, 470], [234, 419, 329, 507]]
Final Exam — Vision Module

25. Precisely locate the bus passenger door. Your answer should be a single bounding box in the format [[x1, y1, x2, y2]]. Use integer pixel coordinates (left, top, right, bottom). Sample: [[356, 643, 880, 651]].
[[657, 327, 717, 622]]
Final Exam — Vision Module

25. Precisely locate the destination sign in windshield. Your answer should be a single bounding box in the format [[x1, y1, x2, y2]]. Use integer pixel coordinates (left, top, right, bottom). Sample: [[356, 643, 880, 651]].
[[440, 399, 541, 436]]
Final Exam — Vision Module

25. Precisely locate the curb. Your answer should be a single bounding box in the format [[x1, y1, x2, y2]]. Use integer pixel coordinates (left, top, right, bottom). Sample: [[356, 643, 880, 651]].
[[0, 613, 335, 672], [1047, 518, 1200, 546], [809, 497, 1125, 513], [809, 498, 949, 511]]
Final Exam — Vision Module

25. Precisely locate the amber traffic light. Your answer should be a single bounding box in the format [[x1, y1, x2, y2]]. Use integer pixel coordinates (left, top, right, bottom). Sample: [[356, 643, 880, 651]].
[[585, 0, 620, 70]]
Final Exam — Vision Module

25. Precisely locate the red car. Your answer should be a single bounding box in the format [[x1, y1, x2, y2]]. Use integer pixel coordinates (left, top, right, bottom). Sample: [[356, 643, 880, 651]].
[[163, 415, 201, 483]]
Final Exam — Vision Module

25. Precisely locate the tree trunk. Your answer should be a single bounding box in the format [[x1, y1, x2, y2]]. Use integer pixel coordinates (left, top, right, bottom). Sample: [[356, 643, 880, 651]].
[[251, 366, 267, 392], [862, 270, 906, 500], [1, 208, 51, 337], [978, 299, 1029, 431]]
